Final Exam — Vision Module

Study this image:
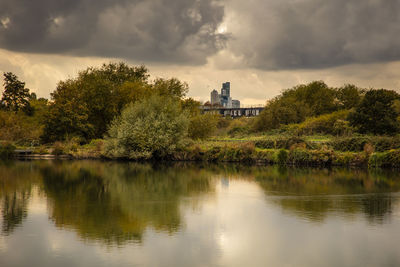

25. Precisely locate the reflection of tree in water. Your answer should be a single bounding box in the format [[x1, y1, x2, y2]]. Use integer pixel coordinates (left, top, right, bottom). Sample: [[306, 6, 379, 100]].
[[254, 166, 400, 223], [41, 161, 214, 245], [361, 194, 393, 224], [1, 191, 30, 235], [0, 161, 37, 235]]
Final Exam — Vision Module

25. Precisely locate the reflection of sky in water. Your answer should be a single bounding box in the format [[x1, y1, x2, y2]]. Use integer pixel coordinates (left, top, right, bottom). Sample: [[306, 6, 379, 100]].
[[0, 162, 400, 267]]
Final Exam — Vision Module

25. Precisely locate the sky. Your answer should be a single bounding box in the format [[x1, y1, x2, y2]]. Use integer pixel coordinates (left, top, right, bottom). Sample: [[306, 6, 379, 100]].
[[1, 0, 400, 105]]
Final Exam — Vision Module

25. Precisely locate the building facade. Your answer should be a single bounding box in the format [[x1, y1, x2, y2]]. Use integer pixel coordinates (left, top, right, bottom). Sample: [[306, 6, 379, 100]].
[[210, 82, 240, 108]]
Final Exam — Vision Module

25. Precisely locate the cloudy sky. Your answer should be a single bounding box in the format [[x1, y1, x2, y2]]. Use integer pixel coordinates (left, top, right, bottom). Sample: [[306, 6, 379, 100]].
[[1, 0, 400, 105]]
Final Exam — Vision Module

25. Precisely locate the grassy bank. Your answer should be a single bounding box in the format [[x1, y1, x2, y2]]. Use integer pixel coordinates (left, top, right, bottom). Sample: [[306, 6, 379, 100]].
[[4, 135, 400, 168]]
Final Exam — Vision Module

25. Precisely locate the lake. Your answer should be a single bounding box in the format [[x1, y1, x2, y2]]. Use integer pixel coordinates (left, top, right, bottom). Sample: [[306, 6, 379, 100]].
[[0, 160, 400, 267]]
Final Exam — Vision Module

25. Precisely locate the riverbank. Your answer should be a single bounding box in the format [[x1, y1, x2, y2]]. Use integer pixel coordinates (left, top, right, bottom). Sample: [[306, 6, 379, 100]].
[[4, 135, 400, 168]]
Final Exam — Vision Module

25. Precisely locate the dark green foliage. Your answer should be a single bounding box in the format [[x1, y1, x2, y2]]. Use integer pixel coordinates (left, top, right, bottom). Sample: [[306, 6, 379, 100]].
[[329, 136, 400, 152], [349, 89, 399, 135], [41, 62, 150, 142], [175, 142, 255, 162], [254, 81, 342, 131], [369, 150, 400, 168], [1, 72, 31, 113], [188, 114, 219, 140], [255, 136, 311, 149], [336, 84, 363, 109], [277, 149, 288, 164], [288, 149, 333, 166], [253, 81, 364, 132], [0, 143, 16, 159]]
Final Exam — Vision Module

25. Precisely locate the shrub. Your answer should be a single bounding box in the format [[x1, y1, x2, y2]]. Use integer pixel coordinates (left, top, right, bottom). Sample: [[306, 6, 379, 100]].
[[227, 117, 252, 137], [329, 136, 400, 152], [104, 95, 189, 159], [349, 89, 399, 135], [255, 136, 310, 150], [188, 114, 219, 140], [277, 149, 288, 164], [369, 150, 400, 168], [288, 148, 333, 166], [294, 110, 351, 135]]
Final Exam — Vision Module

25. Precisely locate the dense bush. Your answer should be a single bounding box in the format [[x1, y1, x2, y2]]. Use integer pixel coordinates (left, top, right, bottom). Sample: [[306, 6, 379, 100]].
[[329, 136, 400, 152], [293, 110, 351, 135], [105, 95, 189, 159], [288, 149, 333, 166], [188, 114, 219, 140], [349, 89, 400, 135], [253, 81, 363, 132], [277, 149, 288, 164], [0, 110, 43, 144], [255, 136, 313, 150], [369, 150, 400, 168]]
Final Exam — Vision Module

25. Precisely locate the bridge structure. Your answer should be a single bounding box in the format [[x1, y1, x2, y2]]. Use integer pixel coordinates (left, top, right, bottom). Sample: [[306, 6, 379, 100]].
[[200, 106, 264, 118]]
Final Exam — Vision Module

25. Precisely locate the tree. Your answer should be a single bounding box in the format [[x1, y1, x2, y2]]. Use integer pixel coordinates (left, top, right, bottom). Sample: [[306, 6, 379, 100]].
[[104, 95, 189, 159], [336, 84, 363, 109], [188, 113, 219, 140], [349, 89, 399, 135], [181, 98, 201, 117], [253, 81, 338, 131], [1, 72, 31, 113], [41, 62, 191, 142], [41, 62, 150, 142]]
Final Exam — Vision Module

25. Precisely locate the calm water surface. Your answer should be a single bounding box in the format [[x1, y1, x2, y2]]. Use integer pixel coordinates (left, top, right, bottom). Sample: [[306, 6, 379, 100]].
[[1, 160, 400, 267]]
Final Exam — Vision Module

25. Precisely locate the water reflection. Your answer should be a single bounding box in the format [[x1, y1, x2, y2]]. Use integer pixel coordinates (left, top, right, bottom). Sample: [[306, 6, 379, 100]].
[[0, 161, 400, 243], [38, 161, 215, 244], [254, 167, 400, 223]]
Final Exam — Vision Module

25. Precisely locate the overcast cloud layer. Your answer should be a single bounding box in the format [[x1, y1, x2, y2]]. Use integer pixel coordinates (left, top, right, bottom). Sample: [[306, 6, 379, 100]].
[[224, 0, 400, 70], [1, 0, 400, 103], [0, 0, 227, 65], [1, 0, 400, 69]]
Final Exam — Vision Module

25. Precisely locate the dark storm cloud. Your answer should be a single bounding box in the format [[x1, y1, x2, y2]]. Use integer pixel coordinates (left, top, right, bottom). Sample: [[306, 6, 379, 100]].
[[0, 0, 227, 64], [227, 0, 400, 70]]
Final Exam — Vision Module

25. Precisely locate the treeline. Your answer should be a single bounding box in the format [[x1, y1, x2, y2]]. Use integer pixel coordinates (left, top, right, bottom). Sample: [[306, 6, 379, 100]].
[[253, 81, 400, 135], [1, 62, 400, 160], [0, 62, 220, 158]]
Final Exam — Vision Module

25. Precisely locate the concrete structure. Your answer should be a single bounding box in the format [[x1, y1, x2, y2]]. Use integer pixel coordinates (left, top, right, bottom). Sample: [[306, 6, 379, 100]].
[[201, 106, 264, 118]]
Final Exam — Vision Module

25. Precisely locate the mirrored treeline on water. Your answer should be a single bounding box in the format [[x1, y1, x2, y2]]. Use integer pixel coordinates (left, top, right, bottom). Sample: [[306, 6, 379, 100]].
[[1, 160, 400, 267]]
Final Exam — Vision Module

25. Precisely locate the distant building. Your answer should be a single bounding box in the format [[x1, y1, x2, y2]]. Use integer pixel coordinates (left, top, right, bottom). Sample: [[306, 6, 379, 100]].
[[210, 82, 239, 108], [232, 100, 240, 108], [210, 89, 220, 106]]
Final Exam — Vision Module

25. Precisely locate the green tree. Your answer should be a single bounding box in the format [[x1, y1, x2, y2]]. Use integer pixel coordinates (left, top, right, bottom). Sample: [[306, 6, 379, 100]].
[[41, 62, 149, 142], [181, 98, 201, 117], [105, 95, 189, 159], [336, 84, 363, 109], [188, 113, 219, 140], [253, 81, 338, 131], [349, 89, 399, 135], [1, 72, 31, 113]]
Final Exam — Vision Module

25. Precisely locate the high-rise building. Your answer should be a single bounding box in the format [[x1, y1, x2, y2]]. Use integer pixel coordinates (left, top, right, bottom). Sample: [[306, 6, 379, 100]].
[[210, 89, 220, 105], [222, 82, 230, 96], [209, 82, 239, 109]]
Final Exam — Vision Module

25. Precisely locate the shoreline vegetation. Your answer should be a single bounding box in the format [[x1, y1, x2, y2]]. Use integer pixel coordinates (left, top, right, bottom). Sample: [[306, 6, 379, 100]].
[[3, 135, 400, 168], [2, 62, 400, 168]]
